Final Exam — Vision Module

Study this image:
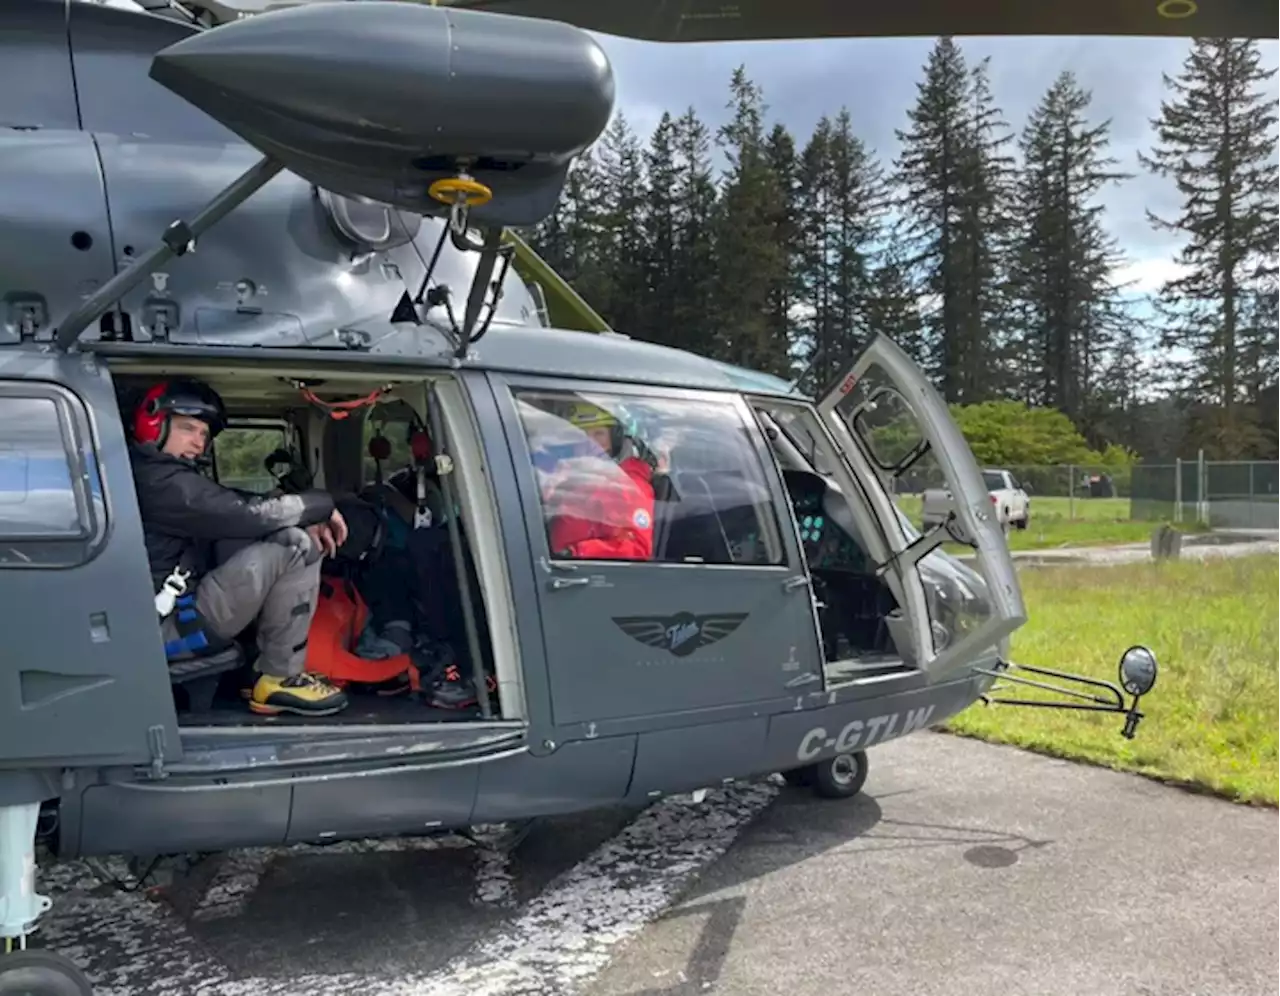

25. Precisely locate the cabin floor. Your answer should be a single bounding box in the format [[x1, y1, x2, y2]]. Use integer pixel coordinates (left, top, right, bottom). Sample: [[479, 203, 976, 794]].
[[824, 654, 916, 686], [181, 693, 487, 726], [174, 667, 492, 726]]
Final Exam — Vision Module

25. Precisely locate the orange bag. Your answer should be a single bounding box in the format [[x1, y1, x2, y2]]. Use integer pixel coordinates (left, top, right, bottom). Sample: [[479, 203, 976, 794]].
[[305, 577, 417, 690]]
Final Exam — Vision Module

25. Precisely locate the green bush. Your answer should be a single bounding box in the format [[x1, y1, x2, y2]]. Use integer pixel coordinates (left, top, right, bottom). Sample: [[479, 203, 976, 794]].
[[947, 401, 1138, 488]]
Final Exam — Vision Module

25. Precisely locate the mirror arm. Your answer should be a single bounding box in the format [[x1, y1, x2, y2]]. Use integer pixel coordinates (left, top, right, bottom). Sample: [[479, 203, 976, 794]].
[[973, 662, 1125, 708], [972, 659, 1149, 739]]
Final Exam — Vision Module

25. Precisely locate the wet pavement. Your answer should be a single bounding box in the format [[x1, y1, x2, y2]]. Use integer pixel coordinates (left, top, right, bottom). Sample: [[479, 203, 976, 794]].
[[28, 732, 1278, 996]]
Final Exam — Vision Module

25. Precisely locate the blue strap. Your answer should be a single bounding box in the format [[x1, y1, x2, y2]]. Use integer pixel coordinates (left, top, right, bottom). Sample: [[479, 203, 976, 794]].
[[165, 592, 212, 660], [165, 630, 210, 658]]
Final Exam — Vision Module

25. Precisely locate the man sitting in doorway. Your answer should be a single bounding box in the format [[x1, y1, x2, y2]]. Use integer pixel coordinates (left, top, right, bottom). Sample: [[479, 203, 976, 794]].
[[129, 377, 351, 718], [539, 401, 658, 561]]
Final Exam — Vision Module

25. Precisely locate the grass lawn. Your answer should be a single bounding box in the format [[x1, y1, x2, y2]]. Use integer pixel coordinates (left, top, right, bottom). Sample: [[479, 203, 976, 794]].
[[941, 554, 1279, 806], [894, 493, 1208, 553]]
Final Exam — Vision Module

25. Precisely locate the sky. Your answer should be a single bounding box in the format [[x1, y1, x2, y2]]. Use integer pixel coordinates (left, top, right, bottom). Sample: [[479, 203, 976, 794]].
[[587, 32, 1280, 302]]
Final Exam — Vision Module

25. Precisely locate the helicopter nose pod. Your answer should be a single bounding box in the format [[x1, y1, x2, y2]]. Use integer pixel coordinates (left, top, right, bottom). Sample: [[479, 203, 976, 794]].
[[147, 1, 615, 226]]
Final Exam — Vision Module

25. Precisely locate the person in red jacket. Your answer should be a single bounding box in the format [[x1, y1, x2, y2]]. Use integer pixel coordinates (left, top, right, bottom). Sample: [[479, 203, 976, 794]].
[[540, 401, 656, 561]]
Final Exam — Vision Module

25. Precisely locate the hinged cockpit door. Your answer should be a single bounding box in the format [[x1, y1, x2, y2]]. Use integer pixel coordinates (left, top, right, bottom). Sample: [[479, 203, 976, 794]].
[[816, 333, 1026, 677]]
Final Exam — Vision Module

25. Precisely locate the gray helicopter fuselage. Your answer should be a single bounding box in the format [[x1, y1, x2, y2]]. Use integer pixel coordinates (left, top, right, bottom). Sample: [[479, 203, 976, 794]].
[[0, 326, 1007, 860], [0, 0, 1020, 863]]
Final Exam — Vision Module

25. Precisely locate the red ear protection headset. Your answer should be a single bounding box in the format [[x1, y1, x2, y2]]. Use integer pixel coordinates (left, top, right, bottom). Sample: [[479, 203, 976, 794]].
[[407, 414, 433, 465], [132, 379, 228, 449]]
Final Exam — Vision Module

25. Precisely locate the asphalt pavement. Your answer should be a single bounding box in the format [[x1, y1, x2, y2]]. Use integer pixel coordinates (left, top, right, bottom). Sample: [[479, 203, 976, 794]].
[[588, 733, 1279, 996], [28, 733, 1278, 996]]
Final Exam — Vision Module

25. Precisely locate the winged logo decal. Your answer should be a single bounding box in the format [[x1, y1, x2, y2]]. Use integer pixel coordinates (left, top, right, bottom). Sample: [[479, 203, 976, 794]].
[[612, 611, 749, 657]]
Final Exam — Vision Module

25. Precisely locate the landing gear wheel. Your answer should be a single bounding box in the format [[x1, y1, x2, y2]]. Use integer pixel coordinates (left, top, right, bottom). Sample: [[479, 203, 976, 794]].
[[0, 950, 94, 996], [810, 750, 868, 800]]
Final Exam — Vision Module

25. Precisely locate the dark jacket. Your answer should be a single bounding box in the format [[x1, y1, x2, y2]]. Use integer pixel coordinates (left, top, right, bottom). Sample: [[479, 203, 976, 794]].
[[129, 442, 336, 589]]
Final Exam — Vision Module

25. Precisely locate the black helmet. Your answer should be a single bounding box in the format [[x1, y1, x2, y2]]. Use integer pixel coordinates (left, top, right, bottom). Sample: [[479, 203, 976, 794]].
[[133, 377, 228, 446]]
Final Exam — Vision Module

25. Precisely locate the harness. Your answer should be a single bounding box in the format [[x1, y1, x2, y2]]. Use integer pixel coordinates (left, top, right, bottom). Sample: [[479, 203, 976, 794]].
[[154, 565, 224, 659]]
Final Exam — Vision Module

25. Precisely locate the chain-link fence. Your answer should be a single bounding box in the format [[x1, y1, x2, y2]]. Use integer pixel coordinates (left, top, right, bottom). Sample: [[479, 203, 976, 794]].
[[890, 460, 1131, 517], [894, 459, 1278, 528], [1132, 459, 1278, 530]]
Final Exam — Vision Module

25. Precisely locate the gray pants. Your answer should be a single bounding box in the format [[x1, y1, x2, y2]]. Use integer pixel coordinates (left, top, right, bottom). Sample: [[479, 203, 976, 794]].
[[165, 541, 322, 679]]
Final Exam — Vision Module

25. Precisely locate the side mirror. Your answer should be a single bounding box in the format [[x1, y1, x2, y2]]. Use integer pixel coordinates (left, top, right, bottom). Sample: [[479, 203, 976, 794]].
[[1119, 645, 1158, 697]]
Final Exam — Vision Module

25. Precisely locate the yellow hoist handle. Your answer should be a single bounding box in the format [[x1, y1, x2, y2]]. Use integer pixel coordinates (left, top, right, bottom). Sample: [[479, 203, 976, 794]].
[[428, 176, 493, 208]]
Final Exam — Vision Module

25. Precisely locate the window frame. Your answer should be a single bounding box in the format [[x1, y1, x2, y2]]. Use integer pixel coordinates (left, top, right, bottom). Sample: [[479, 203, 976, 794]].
[[502, 377, 799, 573], [0, 380, 109, 569]]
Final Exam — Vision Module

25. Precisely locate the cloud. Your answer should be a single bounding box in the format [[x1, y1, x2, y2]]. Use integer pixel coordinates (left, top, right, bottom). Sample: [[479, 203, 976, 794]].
[[1113, 257, 1192, 295]]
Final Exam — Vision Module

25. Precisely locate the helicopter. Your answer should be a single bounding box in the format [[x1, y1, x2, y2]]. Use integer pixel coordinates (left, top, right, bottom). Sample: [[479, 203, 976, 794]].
[[4, 0, 1270, 991]]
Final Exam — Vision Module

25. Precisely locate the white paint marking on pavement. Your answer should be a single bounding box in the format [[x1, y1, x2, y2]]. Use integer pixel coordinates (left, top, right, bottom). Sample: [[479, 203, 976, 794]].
[[391, 782, 780, 996], [191, 850, 275, 923], [36, 782, 778, 996], [210, 783, 780, 996], [473, 845, 516, 908], [36, 858, 235, 996]]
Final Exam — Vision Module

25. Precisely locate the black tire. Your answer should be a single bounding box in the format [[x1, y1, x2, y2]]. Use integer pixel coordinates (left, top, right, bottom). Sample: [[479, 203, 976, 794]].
[[781, 767, 814, 788], [811, 750, 869, 800], [1015, 515, 1029, 530], [0, 950, 94, 996]]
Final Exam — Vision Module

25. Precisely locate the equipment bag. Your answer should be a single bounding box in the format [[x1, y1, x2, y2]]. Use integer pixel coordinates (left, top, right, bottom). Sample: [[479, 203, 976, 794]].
[[305, 577, 416, 690]]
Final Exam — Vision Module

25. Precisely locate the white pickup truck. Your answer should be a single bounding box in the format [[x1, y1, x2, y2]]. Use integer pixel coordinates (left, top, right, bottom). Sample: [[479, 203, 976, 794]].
[[919, 468, 1031, 533]]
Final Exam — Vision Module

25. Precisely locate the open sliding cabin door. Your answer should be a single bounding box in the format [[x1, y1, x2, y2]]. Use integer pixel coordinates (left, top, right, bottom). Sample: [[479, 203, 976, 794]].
[[815, 334, 1027, 679]]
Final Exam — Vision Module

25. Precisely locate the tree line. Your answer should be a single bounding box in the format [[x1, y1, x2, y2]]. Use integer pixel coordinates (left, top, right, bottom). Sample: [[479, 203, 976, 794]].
[[524, 36, 1279, 462]]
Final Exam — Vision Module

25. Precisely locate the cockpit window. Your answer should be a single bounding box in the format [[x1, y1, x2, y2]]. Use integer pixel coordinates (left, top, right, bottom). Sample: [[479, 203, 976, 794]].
[[213, 425, 288, 493], [513, 389, 787, 566]]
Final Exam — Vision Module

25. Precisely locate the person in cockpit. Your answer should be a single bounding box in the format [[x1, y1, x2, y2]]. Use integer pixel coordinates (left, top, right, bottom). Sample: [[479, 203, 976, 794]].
[[535, 401, 658, 562]]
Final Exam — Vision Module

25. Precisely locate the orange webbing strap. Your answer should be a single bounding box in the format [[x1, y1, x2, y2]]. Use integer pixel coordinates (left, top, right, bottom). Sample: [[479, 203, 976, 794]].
[[296, 384, 392, 420]]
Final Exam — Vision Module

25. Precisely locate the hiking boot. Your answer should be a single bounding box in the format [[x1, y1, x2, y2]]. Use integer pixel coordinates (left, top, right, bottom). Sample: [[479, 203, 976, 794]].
[[250, 672, 350, 717], [411, 640, 454, 689], [429, 664, 496, 710]]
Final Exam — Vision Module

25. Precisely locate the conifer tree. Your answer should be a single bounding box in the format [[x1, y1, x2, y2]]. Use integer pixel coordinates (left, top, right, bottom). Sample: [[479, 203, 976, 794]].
[[865, 229, 926, 367], [893, 37, 1012, 403], [1139, 38, 1279, 455], [593, 112, 649, 336], [711, 66, 791, 375], [670, 107, 720, 358], [764, 123, 801, 371], [642, 112, 680, 348], [793, 111, 890, 393], [547, 148, 613, 313], [1011, 70, 1131, 425], [954, 58, 1018, 401]]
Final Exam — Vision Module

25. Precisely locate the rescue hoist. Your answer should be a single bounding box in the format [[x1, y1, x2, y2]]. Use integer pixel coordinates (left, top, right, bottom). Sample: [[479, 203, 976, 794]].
[[412, 170, 515, 357]]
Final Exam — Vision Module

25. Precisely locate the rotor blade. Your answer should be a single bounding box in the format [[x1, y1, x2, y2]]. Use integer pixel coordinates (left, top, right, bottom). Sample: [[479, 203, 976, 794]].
[[201, 0, 1277, 40], [433, 0, 1278, 41]]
